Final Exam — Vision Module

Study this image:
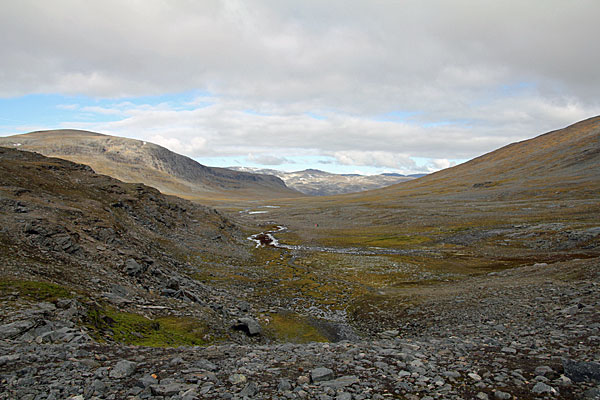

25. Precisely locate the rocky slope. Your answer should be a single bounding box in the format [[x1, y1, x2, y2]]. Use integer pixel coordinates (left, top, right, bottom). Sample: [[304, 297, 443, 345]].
[[0, 130, 301, 200], [0, 146, 265, 347], [229, 167, 419, 196]]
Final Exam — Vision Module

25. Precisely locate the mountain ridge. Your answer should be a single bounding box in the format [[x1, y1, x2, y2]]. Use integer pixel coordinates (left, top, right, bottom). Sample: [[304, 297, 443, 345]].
[[228, 166, 418, 196], [0, 129, 302, 200]]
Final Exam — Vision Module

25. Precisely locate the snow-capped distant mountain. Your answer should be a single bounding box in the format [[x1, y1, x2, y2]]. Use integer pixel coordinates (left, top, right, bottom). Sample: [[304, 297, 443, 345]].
[[228, 167, 423, 196]]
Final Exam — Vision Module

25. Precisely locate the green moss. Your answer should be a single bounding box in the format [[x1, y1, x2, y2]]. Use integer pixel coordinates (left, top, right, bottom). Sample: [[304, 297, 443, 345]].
[[85, 305, 210, 347], [262, 312, 329, 343], [0, 279, 72, 302]]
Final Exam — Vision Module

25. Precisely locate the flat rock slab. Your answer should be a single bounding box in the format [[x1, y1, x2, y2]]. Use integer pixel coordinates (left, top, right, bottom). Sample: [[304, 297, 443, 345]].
[[151, 383, 192, 396], [319, 375, 359, 389], [0, 320, 36, 339], [311, 367, 334, 383]]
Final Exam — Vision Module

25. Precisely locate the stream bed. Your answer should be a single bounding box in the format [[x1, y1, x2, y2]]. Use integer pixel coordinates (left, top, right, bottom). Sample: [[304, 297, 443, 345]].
[[249, 225, 438, 256]]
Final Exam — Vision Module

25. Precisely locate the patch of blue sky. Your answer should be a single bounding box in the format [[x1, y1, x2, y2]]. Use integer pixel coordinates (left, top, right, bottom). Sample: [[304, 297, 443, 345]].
[[0, 94, 82, 129], [0, 91, 213, 135], [375, 110, 420, 123], [121, 90, 211, 110], [241, 109, 272, 117], [408, 157, 429, 168], [305, 112, 326, 120], [499, 81, 535, 95]]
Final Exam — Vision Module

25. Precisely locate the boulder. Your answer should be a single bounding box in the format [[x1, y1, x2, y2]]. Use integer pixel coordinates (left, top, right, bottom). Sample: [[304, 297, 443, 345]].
[[166, 278, 180, 290], [532, 382, 558, 395], [563, 359, 600, 383], [109, 360, 137, 379], [124, 258, 144, 276], [233, 317, 262, 336]]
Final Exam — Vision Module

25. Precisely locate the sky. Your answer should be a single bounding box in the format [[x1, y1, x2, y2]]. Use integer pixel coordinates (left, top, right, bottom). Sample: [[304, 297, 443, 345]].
[[1, 1, 599, 175]]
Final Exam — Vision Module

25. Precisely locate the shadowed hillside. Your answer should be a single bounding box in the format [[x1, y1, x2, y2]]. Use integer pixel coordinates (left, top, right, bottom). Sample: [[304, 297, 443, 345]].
[[0, 146, 262, 344]]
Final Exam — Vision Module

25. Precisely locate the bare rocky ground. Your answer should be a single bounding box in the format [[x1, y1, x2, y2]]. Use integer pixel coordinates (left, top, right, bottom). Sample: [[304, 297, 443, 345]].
[[1, 258, 599, 399]]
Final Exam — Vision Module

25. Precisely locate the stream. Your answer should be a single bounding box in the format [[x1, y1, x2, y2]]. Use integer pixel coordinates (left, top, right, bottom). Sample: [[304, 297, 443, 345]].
[[248, 225, 437, 256]]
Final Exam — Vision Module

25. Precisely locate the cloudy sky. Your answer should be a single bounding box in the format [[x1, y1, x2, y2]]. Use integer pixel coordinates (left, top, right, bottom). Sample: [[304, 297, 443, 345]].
[[1, 1, 599, 174]]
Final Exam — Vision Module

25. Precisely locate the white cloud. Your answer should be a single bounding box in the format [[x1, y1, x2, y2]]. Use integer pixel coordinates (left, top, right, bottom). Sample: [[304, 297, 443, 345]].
[[330, 150, 416, 170], [56, 104, 79, 110], [80, 106, 123, 115], [149, 134, 207, 156], [427, 159, 457, 172]]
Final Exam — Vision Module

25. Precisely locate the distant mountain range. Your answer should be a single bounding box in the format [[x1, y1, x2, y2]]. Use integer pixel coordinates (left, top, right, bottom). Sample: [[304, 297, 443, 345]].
[[228, 167, 426, 196], [0, 130, 301, 200]]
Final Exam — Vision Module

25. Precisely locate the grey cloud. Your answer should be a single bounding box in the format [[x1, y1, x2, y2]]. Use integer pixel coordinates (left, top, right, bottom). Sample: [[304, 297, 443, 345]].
[[2, 1, 600, 167], [2, 1, 599, 105]]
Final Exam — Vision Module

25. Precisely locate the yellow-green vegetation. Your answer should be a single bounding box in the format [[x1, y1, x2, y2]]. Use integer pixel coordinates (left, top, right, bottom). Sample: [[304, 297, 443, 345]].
[[320, 231, 431, 249], [346, 290, 419, 329], [303, 223, 435, 249], [249, 248, 352, 311], [262, 312, 329, 343], [0, 279, 72, 302], [86, 305, 211, 347]]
